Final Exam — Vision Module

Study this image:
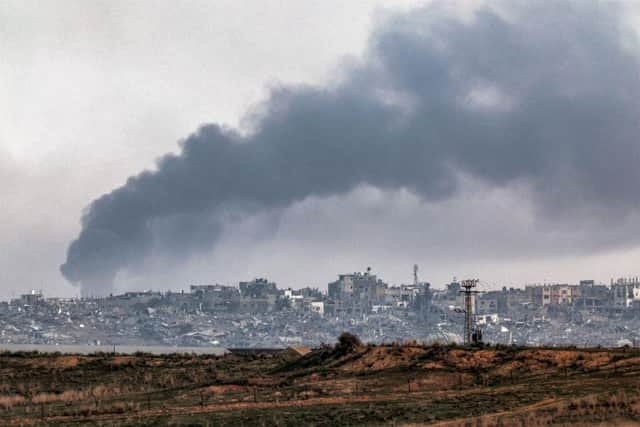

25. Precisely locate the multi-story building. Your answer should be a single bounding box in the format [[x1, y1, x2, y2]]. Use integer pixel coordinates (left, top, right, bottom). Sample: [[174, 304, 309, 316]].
[[190, 284, 240, 312], [385, 284, 419, 308], [432, 280, 461, 305], [503, 287, 530, 312], [612, 278, 640, 308], [552, 284, 579, 305], [326, 268, 388, 316], [478, 288, 524, 315], [239, 278, 281, 313], [163, 290, 198, 312], [284, 287, 325, 313], [526, 284, 579, 306], [12, 291, 44, 306], [411, 283, 433, 316], [526, 284, 549, 306], [476, 296, 498, 314], [573, 280, 610, 310]]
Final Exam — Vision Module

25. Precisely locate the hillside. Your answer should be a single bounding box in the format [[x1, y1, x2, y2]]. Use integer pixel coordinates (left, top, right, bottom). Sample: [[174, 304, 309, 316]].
[[2, 337, 640, 426]]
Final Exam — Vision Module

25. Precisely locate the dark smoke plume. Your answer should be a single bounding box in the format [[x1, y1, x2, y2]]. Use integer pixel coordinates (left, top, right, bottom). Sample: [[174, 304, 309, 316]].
[[62, 1, 640, 295]]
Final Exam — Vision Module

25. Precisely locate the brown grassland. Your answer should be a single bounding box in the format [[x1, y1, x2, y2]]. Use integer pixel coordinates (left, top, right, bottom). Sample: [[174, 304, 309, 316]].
[[2, 335, 640, 426]]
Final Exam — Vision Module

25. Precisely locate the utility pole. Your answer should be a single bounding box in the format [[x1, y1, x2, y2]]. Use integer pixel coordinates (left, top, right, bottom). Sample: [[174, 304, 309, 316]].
[[459, 279, 481, 345]]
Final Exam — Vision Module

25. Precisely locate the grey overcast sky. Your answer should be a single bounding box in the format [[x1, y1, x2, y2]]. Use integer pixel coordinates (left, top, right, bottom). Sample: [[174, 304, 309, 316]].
[[3, 0, 640, 299]]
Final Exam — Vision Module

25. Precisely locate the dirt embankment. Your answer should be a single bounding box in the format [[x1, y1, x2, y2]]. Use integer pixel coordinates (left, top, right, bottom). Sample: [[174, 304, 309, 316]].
[[2, 343, 640, 426]]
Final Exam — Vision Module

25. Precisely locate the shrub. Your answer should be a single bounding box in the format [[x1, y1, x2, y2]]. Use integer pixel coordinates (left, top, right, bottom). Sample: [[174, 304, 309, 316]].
[[334, 333, 362, 356]]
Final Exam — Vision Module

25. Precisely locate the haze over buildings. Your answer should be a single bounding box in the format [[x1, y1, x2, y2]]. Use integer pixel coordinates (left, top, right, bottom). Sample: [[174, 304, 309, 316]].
[[4, 1, 640, 298]]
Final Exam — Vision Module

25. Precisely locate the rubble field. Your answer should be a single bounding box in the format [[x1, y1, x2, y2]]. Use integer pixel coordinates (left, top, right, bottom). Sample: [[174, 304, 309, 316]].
[[2, 337, 640, 426]]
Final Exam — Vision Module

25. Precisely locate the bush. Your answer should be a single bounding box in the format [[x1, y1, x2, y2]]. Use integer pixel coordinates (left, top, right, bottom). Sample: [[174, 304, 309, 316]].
[[334, 333, 362, 356]]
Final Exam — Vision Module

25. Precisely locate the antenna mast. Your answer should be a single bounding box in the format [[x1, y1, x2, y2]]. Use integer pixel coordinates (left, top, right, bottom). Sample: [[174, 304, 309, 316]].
[[459, 279, 481, 345]]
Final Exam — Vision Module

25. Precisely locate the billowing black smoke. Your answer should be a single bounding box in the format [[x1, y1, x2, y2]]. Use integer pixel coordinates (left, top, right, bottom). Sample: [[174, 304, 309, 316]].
[[61, 1, 640, 295]]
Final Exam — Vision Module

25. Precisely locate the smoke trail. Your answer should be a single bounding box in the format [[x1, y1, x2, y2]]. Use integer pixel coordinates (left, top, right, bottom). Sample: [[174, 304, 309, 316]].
[[62, 1, 640, 295]]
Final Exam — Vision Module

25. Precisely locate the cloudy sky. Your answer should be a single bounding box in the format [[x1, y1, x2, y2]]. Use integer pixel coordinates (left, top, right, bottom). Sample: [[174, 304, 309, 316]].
[[3, 0, 640, 298]]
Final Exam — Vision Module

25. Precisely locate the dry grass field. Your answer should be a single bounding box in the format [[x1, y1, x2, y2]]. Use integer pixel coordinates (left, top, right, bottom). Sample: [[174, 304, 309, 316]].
[[2, 335, 640, 426]]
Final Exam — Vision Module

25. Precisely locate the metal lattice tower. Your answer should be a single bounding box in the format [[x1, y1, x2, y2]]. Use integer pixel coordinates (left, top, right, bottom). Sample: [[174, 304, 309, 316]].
[[459, 279, 480, 345]]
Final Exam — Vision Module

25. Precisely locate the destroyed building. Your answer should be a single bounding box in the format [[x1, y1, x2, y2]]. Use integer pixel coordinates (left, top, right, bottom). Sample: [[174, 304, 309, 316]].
[[612, 278, 640, 309], [326, 268, 388, 317], [239, 278, 281, 313], [191, 285, 240, 312], [3, 270, 640, 348], [525, 284, 580, 306]]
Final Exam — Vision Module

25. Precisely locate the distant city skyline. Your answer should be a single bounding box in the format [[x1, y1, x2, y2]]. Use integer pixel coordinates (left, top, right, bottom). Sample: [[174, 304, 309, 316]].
[[5, 266, 640, 302], [3, 271, 639, 348]]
